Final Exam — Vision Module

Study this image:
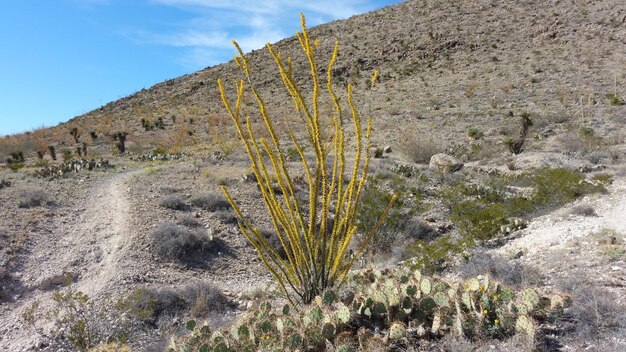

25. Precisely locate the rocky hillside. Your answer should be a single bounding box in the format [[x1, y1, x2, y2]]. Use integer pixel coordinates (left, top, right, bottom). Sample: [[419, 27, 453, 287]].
[[2, 0, 624, 159]]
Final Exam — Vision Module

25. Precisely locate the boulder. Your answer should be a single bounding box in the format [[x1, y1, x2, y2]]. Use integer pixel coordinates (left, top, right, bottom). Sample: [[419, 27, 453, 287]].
[[429, 153, 463, 173]]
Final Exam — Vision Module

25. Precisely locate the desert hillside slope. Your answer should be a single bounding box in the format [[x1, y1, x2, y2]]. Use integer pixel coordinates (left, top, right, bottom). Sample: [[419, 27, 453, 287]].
[[1, 0, 624, 157]]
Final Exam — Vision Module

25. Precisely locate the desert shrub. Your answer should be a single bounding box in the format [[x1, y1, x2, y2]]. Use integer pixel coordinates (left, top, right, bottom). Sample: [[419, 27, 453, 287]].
[[62, 149, 73, 162], [592, 173, 613, 185], [213, 209, 238, 224], [118, 283, 235, 324], [177, 214, 203, 228], [0, 179, 10, 189], [190, 192, 231, 211], [451, 200, 508, 243], [357, 176, 424, 253], [593, 228, 625, 262], [8, 151, 25, 163], [557, 279, 626, 339], [180, 282, 236, 317], [403, 220, 437, 242], [578, 126, 594, 138], [152, 146, 168, 155], [35, 158, 49, 167], [569, 205, 597, 217], [159, 195, 189, 211], [112, 132, 128, 153], [607, 93, 624, 106], [18, 187, 50, 208], [399, 132, 445, 163], [151, 222, 223, 264], [467, 127, 484, 140], [558, 131, 588, 155], [586, 150, 605, 164], [159, 186, 180, 194], [218, 15, 394, 305], [8, 163, 25, 172], [406, 235, 466, 273], [530, 167, 605, 208], [23, 287, 134, 351], [459, 251, 543, 288]]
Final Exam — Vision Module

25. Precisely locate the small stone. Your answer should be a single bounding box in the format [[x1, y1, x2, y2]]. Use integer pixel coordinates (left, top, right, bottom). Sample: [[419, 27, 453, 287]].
[[383, 145, 392, 153], [611, 266, 620, 271]]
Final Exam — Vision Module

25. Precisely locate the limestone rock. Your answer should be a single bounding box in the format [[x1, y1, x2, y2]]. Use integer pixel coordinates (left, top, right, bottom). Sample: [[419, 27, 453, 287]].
[[429, 153, 463, 173]]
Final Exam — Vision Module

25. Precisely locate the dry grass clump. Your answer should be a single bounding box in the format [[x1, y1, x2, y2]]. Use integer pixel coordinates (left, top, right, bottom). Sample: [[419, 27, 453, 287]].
[[119, 282, 235, 324], [398, 131, 445, 163], [190, 192, 231, 211], [177, 214, 203, 228], [151, 222, 224, 264], [179, 282, 236, 317], [159, 194, 189, 211], [459, 251, 543, 288], [160, 186, 180, 194], [213, 209, 238, 224], [557, 279, 626, 342], [569, 205, 597, 217], [18, 187, 51, 208]]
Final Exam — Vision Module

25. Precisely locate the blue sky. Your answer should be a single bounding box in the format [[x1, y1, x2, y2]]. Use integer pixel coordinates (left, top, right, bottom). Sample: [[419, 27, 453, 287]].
[[0, 0, 401, 136]]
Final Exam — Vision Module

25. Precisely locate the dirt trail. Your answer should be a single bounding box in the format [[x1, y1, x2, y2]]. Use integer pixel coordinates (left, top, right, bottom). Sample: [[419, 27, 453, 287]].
[[0, 170, 139, 351], [74, 171, 135, 295]]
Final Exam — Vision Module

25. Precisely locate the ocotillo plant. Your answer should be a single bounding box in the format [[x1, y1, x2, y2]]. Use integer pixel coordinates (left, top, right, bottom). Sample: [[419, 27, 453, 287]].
[[219, 14, 395, 306]]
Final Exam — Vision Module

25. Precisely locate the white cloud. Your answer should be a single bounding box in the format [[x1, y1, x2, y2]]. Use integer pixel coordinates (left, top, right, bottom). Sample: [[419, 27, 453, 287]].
[[141, 0, 382, 69]]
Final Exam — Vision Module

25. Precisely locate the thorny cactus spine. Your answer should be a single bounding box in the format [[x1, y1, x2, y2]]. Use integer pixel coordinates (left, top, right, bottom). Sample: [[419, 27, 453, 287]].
[[218, 14, 396, 306]]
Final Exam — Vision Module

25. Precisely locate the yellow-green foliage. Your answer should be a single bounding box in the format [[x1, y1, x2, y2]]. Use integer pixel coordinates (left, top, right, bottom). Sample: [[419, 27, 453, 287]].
[[218, 14, 395, 305]]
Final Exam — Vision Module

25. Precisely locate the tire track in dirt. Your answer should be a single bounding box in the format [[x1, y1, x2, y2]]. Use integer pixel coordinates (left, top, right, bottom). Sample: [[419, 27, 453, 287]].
[[74, 170, 137, 295], [0, 170, 139, 351]]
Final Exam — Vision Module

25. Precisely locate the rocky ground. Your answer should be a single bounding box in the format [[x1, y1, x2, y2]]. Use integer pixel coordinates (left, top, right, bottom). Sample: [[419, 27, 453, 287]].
[[0, 144, 624, 351]]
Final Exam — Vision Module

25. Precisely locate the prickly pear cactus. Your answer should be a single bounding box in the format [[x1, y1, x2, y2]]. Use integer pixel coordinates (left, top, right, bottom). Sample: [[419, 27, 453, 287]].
[[173, 267, 567, 352], [336, 304, 351, 324], [420, 278, 432, 295], [388, 322, 406, 340], [515, 315, 535, 337]]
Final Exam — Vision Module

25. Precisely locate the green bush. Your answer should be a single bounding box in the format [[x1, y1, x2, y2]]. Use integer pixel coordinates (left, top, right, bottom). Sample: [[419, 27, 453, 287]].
[[407, 235, 467, 273], [607, 93, 624, 106], [467, 127, 484, 140], [577, 126, 594, 138], [420, 168, 605, 274], [8, 162, 24, 172], [357, 175, 424, 253], [451, 200, 508, 243], [530, 167, 604, 207]]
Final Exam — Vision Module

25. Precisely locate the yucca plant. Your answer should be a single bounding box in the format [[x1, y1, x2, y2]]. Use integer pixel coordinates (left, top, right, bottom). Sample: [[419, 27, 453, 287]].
[[218, 14, 395, 306]]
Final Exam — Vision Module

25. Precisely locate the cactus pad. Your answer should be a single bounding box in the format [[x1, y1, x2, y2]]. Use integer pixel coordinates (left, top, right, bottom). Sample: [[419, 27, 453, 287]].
[[421, 278, 432, 295], [388, 322, 406, 340]]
